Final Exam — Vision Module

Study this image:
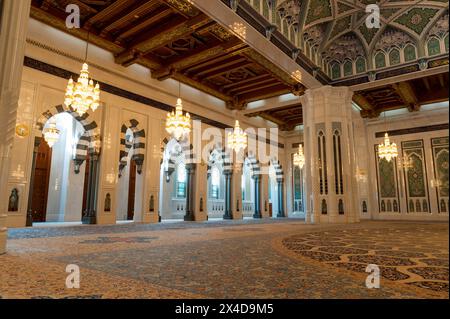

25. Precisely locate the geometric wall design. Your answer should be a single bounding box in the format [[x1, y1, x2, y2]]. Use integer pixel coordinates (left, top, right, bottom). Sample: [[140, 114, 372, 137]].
[[431, 137, 449, 213], [401, 140, 430, 213], [375, 145, 400, 213]]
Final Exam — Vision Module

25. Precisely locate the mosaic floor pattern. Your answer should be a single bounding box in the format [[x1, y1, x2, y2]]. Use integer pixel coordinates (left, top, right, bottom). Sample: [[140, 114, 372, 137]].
[[0, 219, 448, 299]]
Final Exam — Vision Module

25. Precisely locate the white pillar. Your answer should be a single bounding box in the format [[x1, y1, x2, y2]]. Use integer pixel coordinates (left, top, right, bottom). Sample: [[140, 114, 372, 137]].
[[301, 86, 360, 224], [0, 0, 31, 253], [231, 163, 243, 219]]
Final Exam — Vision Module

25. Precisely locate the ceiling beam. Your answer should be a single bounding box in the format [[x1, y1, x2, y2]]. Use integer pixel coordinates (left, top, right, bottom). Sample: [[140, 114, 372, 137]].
[[392, 82, 420, 112], [83, 0, 131, 29], [115, 13, 212, 66]]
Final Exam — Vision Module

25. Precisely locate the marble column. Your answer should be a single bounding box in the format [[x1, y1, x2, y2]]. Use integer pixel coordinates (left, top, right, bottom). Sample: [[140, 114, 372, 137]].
[[230, 164, 243, 219], [184, 163, 196, 221], [0, 0, 32, 253], [277, 180, 285, 217], [300, 86, 360, 224], [252, 175, 262, 218], [223, 171, 232, 219], [82, 153, 99, 224]]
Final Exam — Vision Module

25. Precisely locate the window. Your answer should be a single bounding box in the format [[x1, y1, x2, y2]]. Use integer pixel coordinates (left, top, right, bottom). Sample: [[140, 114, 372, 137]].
[[355, 57, 366, 73], [427, 37, 441, 56], [389, 48, 400, 66], [210, 167, 220, 199], [404, 44, 416, 62], [374, 51, 386, 68], [343, 60, 353, 77], [176, 163, 186, 198], [331, 62, 341, 79]]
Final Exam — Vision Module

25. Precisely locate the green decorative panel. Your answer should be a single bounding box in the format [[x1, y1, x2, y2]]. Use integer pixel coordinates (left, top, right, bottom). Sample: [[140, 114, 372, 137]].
[[402, 140, 430, 213], [381, 8, 401, 19], [389, 48, 401, 65], [427, 37, 441, 56], [432, 137, 449, 213], [331, 63, 341, 79], [254, 0, 261, 13], [275, 11, 282, 30], [283, 19, 289, 38], [394, 8, 439, 36], [263, 0, 270, 19], [330, 15, 352, 39], [343, 60, 353, 76], [404, 44, 417, 62], [359, 23, 380, 45], [356, 57, 366, 73], [305, 0, 332, 26], [337, 2, 353, 14], [375, 145, 400, 213], [375, 51, 386, 68]]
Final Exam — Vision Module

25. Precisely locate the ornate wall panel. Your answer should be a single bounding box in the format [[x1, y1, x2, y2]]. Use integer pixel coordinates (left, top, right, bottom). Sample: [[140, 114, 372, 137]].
[[431, 137, 449, 213], [375, 146, 400, 213], [401, 140, 430, 213], [292, 152, 304, 212]]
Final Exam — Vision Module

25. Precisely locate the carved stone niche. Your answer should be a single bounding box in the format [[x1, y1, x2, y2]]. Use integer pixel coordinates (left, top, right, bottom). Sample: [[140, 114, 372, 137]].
[[104, 193, 111, 212], [8, 188, 19, 212]]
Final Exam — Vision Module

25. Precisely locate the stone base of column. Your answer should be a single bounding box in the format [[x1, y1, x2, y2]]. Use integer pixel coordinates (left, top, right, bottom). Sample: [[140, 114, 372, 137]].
[[253, 212, 262, 219], [184, 213, 195, 221], [82, 210, 97, 225], [223, 213, 233, 220], [0, 214, 7, 254]]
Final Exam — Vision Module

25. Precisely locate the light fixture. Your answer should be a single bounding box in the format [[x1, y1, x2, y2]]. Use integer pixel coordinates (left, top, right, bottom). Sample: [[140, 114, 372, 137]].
[[64, 31, 100, 116], [43, 117, 60, 148], [378, 112, 398, 162], [402, 155, 413, 170], [166, 82, 191, 141], [227, 120, 247, 153], [293, 144, 305, 168]]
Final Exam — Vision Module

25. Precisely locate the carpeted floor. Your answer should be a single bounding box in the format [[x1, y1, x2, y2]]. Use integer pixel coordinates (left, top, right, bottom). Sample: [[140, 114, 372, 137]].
[[0, 219, 448, 299]]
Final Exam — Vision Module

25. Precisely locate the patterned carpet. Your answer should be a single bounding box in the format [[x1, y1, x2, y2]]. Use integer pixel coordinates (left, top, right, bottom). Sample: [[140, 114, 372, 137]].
[[0, 219, 448, 299]]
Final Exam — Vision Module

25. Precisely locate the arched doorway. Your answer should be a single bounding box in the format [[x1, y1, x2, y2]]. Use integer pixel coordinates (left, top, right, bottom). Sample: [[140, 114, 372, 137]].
[[159, 138, 187, 220], [116, 120, 146, 223], [207, 149, 226, 219], [29, 104, 99, 225], [241, 159, 255, 218]]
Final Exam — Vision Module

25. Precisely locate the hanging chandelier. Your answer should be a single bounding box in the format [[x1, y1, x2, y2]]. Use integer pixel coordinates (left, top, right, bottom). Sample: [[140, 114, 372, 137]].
[[378, 132, 398, 162], [166, 95, 191, 141], [293, 144, 305, 168], [43, 117, 60, 148], [64, 31, 100, 116], [227, 120, 247, 153]]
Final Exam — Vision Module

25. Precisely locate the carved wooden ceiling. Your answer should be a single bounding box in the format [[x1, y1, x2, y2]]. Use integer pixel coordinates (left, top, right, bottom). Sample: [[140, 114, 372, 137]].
[[245, 103, 303, 131], [30, 0, 305, 110], [354, 72, 449, 117]]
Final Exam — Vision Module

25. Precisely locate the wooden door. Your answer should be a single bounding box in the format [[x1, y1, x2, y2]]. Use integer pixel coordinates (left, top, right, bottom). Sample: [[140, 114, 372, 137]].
[[31, 138, 52, 222], [127, 160, 136, 220]]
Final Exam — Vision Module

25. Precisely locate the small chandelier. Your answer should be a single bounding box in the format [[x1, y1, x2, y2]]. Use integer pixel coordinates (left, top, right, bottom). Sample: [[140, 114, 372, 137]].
[[293, 144, 305, 168], [378, 132, 398, 162], [43, 117, 60, 148], [166, 82, 191, 140], [227, 120, 247, 153], [64, 31, 100, 116]]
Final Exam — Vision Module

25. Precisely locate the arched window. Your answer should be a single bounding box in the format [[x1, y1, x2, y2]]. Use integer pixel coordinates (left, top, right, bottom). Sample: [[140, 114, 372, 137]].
[[210, 166, 220, 199], [404, 44, 416, 62], [343, 60, 353, 77], [389, 48, 400, 65], [176, 163, 186, 198], [331, 62, 341, 79], [445, 34, 449, 52], [374, 51, 386, 68], [263, 0, 270, 19], [355, 56, 366, 73], [254, 0, 261, 13], [427, 37, 441, 56]]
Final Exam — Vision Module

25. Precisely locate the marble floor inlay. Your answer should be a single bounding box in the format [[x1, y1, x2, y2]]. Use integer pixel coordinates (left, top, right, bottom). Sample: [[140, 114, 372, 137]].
[[0, 219, 448, 299]]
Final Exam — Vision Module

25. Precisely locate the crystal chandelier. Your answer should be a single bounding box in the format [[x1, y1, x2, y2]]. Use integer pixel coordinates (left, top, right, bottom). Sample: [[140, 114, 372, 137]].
[[227, 120, 247, 153], [43, 117, 60, 148], [166, 82, 191, 141], [378, 132, 398, 162], [378, 112, 398, 162], [293, 144, 305, 168], [64, 31, 100, 116]]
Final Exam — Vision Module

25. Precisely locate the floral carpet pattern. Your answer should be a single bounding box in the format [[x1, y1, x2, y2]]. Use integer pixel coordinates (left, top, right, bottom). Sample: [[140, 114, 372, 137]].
[[0, 220, 448, 299]]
